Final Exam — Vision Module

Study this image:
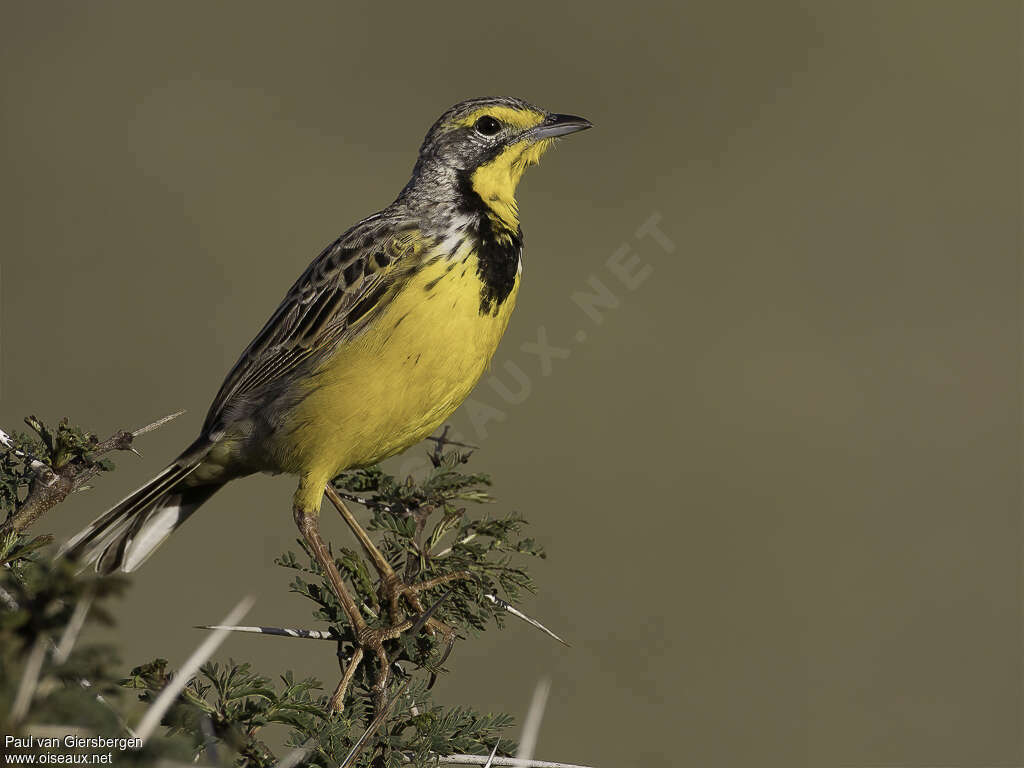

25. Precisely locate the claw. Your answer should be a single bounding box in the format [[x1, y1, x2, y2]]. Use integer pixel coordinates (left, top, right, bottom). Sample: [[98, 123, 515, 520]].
[[437, 634, 456, 666], [298, 484, 474, 715]]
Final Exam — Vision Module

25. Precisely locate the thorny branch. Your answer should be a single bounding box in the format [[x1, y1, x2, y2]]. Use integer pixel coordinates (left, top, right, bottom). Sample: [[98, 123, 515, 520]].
[[2, 419, 570, 767], [0, 411, 183, 538]]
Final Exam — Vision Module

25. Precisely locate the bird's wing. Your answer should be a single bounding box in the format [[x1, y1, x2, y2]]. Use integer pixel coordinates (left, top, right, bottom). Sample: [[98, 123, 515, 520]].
[[202, 221, 426, 434]]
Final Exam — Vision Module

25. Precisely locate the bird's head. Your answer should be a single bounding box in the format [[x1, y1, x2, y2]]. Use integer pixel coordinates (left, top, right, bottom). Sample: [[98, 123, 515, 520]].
[[404, 96, 592, 230]]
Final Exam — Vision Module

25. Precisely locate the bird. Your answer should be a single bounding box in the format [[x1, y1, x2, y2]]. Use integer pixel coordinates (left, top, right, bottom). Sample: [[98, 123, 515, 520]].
[[60, 97, 591, 703]]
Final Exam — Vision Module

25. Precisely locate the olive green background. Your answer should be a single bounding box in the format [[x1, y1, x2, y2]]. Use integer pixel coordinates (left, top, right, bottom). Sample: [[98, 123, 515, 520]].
[[1, 1, 1020, 765]]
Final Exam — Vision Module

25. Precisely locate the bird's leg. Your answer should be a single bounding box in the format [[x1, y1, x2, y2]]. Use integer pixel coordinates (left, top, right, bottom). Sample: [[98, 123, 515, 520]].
[[323, 486, 461, 641], [293, 489, 390, 712], [316, 485, 481, 708], [323, 485, 403, 622], [293, 502, 367, 634]]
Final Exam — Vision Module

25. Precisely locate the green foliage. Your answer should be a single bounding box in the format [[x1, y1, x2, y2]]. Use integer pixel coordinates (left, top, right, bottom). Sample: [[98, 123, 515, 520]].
[[1, 415, 128, 542], [0, 417, 114, 519], [122, 660, 325, 765], [122, 661, 517, 767], [329, 449, 544, 632], [1, 420, 549, 768], [273, 449, 546, 695], [0, 552, 120, 660], [21, 415, 115, 474], [0, 428, 41, 519], [0, 537, 191, 764]]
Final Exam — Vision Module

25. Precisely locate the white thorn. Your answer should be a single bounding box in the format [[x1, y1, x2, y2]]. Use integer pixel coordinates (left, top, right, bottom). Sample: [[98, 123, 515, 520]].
[[53, 595, 93, 665], [485, 595, 568, 646], [516, 678, 551, 763], [135, 595, 253, 744], [483, 740, 500, 768], [132, 410, 186, 438], [10, 636, 48, 724], [197, 624, 334, 640]]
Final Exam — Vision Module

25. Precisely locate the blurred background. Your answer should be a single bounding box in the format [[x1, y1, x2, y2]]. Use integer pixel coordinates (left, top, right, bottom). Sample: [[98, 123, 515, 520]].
[[1, 2, 1020, 765]]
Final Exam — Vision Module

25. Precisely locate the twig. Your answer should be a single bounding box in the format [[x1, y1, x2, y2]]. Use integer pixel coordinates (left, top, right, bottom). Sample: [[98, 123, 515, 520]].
[[0, 428, 55, 480], [338, 677, 411, 768], [431, 758, 595, 768], [136, 595, 254, 744], [427, 426, 478, 466], [0, 428, 58, 487], [0, 410, 185, 537]]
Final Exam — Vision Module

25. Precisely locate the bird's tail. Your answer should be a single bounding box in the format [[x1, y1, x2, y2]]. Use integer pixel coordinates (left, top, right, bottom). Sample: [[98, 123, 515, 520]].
[[60, 443, 220, 574]]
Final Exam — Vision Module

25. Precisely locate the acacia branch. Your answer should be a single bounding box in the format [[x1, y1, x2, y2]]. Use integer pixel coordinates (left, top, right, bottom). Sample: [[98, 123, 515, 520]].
[[0, 410, 183, 537], [435, 757, 595, 768]]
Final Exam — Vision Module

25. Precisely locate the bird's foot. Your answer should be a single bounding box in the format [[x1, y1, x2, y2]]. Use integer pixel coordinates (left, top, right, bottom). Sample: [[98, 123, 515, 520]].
[[326, 578, 466, 713], [319, 486, 474, 712]]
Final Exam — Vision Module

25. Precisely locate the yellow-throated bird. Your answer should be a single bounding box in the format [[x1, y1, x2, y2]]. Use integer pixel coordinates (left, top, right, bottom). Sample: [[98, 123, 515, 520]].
[[62, 97, 590, 619]]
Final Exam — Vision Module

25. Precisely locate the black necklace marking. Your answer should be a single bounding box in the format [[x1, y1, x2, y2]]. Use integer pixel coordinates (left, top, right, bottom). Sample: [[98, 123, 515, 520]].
[[455, 170, 522, 315]]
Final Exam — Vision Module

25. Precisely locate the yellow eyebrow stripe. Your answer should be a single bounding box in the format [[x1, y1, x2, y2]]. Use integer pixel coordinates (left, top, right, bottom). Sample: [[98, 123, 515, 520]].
[[458, 105, 545, 130]]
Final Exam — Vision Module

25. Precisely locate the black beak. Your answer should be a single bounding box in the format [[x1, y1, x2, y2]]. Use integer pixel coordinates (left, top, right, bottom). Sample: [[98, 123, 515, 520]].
[[528, 113, 593, 140]]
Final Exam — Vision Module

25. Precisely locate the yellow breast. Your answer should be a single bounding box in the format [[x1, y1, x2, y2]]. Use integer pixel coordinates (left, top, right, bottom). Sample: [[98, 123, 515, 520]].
[[281, 250, 519, 479]]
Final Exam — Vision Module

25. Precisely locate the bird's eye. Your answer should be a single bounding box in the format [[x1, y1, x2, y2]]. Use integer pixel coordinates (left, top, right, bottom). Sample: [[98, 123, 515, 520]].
[[474, 115, 502, 136]]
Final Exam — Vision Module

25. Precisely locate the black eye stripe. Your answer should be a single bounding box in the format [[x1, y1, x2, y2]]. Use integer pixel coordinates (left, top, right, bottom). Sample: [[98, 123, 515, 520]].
[[474, 115, 502, 136]]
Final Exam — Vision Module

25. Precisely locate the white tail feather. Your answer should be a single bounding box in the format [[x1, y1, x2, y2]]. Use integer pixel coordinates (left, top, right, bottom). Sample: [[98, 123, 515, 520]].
[[60, 450, 218, 574], [121, 501, 185, 572]]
